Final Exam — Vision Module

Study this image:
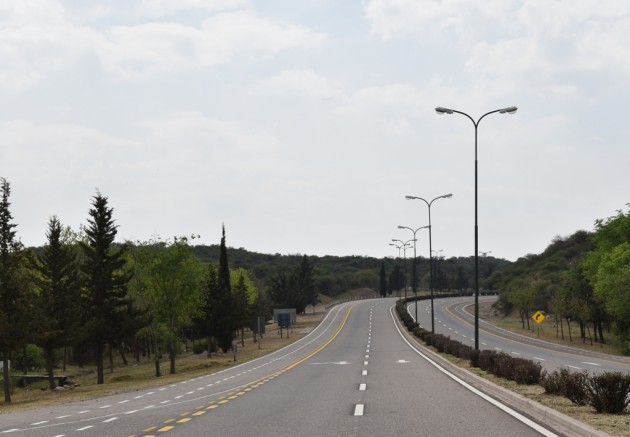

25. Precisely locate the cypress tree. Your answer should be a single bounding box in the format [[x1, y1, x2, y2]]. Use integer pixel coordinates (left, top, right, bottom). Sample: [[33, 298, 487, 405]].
[[379, 261, 387, 297], [201, 225, 235, 354]]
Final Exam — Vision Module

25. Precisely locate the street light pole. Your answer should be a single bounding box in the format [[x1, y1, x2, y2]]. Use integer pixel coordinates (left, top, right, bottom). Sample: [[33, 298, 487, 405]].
[[435, 105, 517, 350], [392, 239, 414, 301], [398, 225, 429, 324], [405, 194, 452, 334]]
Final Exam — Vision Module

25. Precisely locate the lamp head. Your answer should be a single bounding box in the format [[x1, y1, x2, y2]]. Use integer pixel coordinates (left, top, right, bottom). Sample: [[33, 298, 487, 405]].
[[442, 193, 453, 199], [435, 106, 453, 115], [405, 195, 418, 200], [499, 106, 518, 114]]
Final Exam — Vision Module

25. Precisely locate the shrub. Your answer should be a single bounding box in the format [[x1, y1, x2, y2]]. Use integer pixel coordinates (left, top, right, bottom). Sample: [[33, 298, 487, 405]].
[[478, 350, 498, 372], [587, 372, 630, 414], [14, 344, 45, 372], [424, 333, 434, 347], [458, 345, 472, 360], [541, 368, 570, 394], [470, 349, 480, 368], [564, 370, 589, 405], [512, 359, 544, 385], [192, 340, 206, 355]]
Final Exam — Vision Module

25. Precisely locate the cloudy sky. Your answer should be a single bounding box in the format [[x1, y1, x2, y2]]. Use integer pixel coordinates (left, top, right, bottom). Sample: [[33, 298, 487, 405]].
[[1, 0, 629, 261]]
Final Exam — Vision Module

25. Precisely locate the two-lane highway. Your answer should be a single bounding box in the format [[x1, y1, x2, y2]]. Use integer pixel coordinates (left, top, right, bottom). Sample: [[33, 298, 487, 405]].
[[412, 295, 630, 374], [2, 298, 557, 436]]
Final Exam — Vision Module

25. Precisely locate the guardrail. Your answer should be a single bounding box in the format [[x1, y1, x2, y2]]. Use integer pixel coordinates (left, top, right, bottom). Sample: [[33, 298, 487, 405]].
[[324, 293, 379, 309]]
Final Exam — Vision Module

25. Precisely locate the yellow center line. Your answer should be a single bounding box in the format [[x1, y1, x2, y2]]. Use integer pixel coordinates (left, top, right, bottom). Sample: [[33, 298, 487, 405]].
[[134, 304, 354, 436]]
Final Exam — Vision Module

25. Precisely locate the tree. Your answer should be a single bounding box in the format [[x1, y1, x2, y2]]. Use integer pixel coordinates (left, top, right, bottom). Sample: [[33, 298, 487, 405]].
[[593, 242, 630, 346], [127, 240, 164, 376], [81, 192, 135, 384], [379, 261, 387, 297], [0, 178, 34, 402], [150, 238, 203, 374], [232, 273, 250, 347], [34, 217, 82, 389], [199, 227, 235, 354], [295, 255, 317, 313]]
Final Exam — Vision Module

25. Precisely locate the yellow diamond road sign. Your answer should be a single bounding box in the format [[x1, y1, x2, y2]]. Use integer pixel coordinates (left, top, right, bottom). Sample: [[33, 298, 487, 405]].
[[532, 310, 545, 324]]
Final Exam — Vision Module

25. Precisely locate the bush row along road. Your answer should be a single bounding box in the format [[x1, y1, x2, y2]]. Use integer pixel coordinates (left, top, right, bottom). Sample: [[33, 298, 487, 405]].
[[410, 295, 630, 373], [2, 298, 556, 436]]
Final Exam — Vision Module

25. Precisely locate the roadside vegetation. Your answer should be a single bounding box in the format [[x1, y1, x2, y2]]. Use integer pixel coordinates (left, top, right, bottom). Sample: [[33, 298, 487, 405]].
[[489, 206, 630, 355], [395, 300, 630, 436]]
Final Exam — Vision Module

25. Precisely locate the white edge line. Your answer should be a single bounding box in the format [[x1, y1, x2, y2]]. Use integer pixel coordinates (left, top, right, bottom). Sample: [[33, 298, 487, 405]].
[[389, 305, 558, 437]]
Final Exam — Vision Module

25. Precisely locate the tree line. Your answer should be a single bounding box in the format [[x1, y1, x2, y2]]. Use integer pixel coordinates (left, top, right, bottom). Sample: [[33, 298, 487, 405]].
[[489, 205, 630, 354], [0, 178, 317, 403]]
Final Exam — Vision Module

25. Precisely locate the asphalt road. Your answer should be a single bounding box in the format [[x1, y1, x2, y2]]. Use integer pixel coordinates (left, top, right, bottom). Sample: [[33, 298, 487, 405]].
[[1, 298, 558, 437], [411, 295, 630, 374]]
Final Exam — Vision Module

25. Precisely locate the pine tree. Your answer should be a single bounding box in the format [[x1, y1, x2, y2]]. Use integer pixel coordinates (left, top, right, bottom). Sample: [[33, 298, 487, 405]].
[[0, 178, 33, 402], [35, 217, 82, 389], [81, 192, 134, 384]]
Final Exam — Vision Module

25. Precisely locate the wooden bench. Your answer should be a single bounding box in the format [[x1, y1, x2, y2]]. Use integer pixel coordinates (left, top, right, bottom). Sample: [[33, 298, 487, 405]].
[[18, 375, 68, 387]]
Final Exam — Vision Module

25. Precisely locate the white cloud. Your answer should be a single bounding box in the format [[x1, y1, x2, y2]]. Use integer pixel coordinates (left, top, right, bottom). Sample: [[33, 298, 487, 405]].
[[335, 84, 427, 134], [259, 69, 344, 99], [0, 5, 328, 90]]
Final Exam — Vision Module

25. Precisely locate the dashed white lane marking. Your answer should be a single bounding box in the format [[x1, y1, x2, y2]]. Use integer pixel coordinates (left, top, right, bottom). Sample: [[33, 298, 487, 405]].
[[1, 429, 20, 433], [186, 391, 195, 394], [117, 400, 129, 404], [124, 410, 139, 415], [146, 391, 155, 395], [359, 383, 367, 391], [582, 362, 600, 366], [99, 404, 111, 409], [159, 388, 166, 391], [133, 395, 143, 399], [31, 421, 48, 425], [494, 347, 502, 351], [77, 425, 93, 431], [364, 361, 368, 365], [361, 370, 368, 376], [354, 404, 365, 416], [567, 365, 581, 370], [482, 343, 487, 346], [533, 357, 545, 361], [102, 417, 118, 423], [512, 352, 520, 355], [365, 355, 369, 358], [56, 415, 71, 419], [52, 434, 64, 437], [77, 410, 90, 414], [175, 395, 183, 399]]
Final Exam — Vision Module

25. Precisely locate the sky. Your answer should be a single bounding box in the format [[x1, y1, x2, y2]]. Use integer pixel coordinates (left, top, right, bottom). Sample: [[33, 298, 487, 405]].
[[1, 0, 629, 262]]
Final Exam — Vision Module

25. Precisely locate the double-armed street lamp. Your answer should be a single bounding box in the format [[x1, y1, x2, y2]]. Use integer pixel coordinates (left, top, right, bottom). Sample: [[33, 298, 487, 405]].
[[398, 225, 429, 324], [405, 194, 452, 334], [391, 239, 414, 301], [435, 105, 517, 350]]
